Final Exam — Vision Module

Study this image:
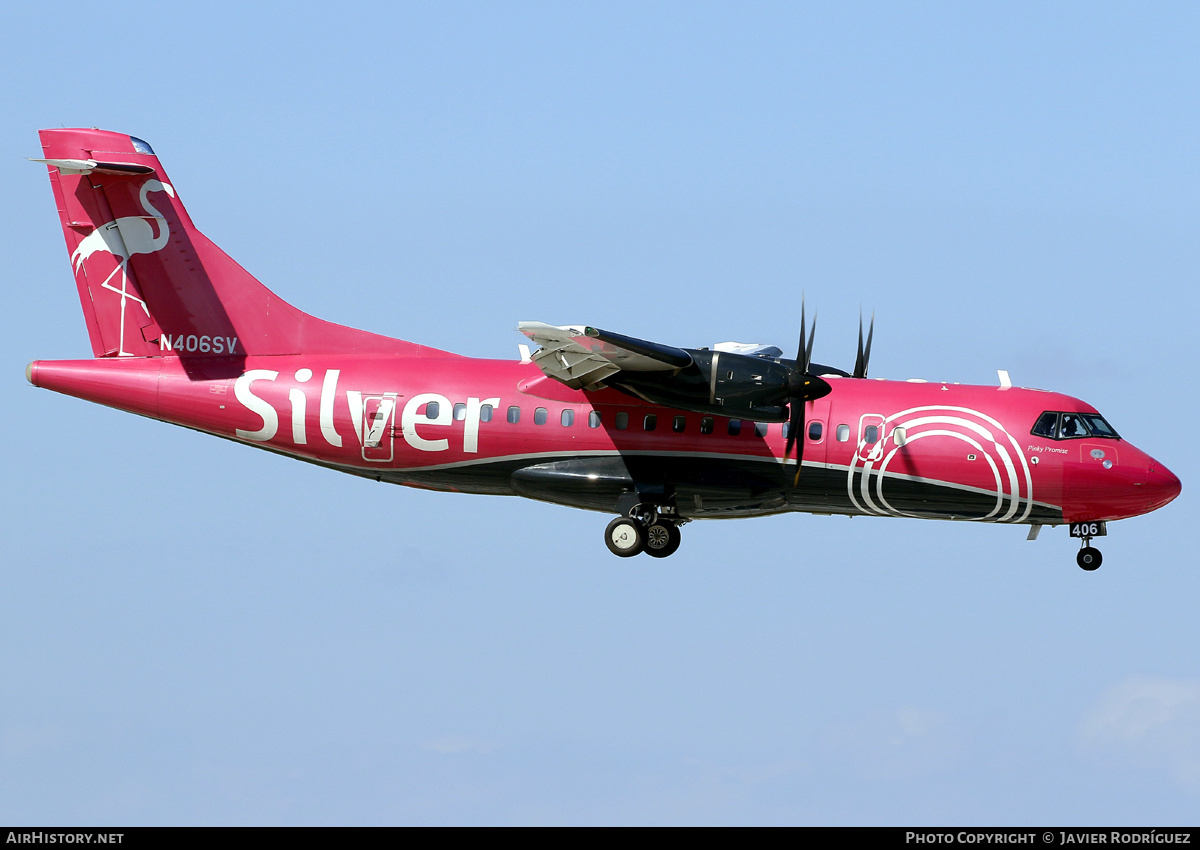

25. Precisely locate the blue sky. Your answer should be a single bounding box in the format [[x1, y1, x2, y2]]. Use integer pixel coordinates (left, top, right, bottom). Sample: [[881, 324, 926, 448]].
[[2, 1, 1197, 825]]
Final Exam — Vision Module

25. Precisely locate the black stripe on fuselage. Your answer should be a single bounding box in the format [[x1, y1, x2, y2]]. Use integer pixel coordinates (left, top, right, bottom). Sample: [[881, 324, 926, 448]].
[[327, 450, 1061, 524]]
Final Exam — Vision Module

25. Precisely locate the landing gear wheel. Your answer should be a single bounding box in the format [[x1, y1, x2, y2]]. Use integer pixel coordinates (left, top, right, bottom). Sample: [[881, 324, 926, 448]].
[[644, 522, 682, 558], [605, 517, 645, 557], [1077, 546, 1102, 571]]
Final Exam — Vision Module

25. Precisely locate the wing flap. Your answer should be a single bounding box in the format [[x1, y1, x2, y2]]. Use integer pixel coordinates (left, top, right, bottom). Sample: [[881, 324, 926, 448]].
[[518, 322, 681, 389]]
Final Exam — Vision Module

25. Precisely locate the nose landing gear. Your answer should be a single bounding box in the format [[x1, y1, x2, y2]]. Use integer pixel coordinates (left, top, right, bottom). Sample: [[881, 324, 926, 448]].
[[1069, 521, 1106, 571], [1077, 544, 1102, 571], [604, 504, 685, 558]]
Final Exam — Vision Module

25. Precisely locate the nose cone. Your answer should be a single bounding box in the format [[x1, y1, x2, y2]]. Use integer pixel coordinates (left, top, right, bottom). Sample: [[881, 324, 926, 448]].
[[1063, 445, 1182, 523], [1141, 459, 1182, 513]]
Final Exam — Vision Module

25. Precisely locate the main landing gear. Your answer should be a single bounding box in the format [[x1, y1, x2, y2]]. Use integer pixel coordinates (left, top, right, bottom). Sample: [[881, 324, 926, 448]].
[[604, 504, 685, 558]]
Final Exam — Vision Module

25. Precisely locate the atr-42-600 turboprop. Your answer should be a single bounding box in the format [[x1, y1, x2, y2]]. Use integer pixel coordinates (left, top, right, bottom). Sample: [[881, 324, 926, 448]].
[[26, 129, 1181, 568]]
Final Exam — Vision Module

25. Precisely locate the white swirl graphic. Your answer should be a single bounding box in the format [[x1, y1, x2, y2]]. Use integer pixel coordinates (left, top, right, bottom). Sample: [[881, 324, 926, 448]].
[[846, 405, 1033, 523]]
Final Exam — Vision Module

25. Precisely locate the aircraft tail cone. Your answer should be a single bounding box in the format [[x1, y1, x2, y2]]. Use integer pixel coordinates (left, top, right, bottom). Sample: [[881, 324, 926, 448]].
[[28, 359, 161, 418]]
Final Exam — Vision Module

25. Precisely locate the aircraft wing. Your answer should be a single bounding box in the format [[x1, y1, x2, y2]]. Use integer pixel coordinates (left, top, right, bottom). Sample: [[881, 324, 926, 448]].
[[518, 322, 692, 390], [517, 321, 823, 424]]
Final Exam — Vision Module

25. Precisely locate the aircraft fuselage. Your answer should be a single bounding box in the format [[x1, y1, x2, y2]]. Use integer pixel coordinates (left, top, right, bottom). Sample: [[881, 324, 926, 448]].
[[27, 354, 1180, 528]]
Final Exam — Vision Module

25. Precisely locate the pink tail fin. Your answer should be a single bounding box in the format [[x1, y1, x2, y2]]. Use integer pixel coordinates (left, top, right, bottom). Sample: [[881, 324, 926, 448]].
[[37, 128, 435, 360]]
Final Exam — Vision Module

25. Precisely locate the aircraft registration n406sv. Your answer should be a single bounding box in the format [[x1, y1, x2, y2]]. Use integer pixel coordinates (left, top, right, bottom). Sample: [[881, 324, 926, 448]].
[[26, 129, 1181, 568]]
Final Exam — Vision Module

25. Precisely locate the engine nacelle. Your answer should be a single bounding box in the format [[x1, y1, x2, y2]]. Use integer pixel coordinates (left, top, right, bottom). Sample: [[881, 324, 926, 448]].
[[607, 349, 798, 422]]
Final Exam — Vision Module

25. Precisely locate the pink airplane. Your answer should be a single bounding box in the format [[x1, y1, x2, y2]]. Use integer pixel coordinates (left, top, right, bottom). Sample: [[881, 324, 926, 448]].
[[26, 128, 1181, 568]]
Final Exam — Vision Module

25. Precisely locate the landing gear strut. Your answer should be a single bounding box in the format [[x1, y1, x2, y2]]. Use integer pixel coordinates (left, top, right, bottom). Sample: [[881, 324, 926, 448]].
[[604, 504, 685, 558]]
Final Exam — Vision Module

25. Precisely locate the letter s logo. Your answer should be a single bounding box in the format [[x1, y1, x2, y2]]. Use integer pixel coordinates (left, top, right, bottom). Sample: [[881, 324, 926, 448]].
[[235, 370, 280, 441]]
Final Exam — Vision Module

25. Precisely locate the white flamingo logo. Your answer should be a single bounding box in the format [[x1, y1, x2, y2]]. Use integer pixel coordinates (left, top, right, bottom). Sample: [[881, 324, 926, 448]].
[[71, 179, 176, 355]]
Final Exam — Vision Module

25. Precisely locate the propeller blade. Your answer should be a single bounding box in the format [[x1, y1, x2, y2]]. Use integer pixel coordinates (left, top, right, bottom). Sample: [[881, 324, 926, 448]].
[[804, 311, 816, 372], [790, 402, 806, 486], [862, 312, 874, 376], [782, 396, 801, 458], [785, 297, 831, 485], [853, 312, 865, 378], [795, 302, 807, 371], [853, 310, 875, 379]]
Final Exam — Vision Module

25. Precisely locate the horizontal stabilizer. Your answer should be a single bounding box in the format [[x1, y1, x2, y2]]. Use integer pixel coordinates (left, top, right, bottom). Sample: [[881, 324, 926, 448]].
[[30, 158, 155, 176]]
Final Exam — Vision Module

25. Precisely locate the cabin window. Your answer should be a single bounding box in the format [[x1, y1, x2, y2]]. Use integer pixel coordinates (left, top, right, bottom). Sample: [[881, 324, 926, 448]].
[[535, 407, 548, 425], [507, 405, 521, 424], [728, 419, 742, 436], [561, 409, 574, 427], [673, 415, 686, 433], [425, 400, 440, 419], [893, 426, 907, 446], [644, 414, 657, 431], [480, 404, 493, 422], [836, 424, 850, 442], [588, 410, 601, 428], [700, 417, 714, 435], [808, 421, 823, 442], [616, 412, 629, 430], [754, 422, 768, 437], [864, 425, 879, 444], [453, 402, 467, 421]]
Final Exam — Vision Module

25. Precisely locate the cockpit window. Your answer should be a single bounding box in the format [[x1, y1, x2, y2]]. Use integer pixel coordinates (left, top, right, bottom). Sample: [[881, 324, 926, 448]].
[[1081, 414, 1119, 438], [1059, 413, 1089, 438], [1031, 411, 1120, 440], [1032, 412, 1058, 438]]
